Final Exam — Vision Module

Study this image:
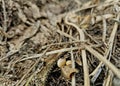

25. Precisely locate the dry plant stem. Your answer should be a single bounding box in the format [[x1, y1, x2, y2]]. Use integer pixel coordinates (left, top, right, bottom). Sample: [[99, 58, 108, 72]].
[[70, 30, 76, 86], [90, 62, 103, 76], [85, 45, 120, 79], [105, 74, 112, 86], [20, 46, 82, 61], [70, 46, 76, 86], [65, 14, 90, 86], [41, 40, 83, 49], [83, 30, 99, 44], [73, 4, 97, 13], [102, 17, 107, 42], [16, 46, 50, 86], [20, 44, 100, 62], [103, 70, 113, 86], [90, 14, 120, 76], [0, 50, 19, 61], [2, 0, 7, 32], [57, 29, 79, 41]]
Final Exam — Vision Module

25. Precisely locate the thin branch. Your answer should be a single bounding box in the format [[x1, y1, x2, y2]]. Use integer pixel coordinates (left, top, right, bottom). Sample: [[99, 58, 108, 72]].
[[102, 17, 107, 42], [85, 45, 120, 79], [20, 46, 82, 61], [2, 0, 7, 32], [69, 29, 76, 86], [70, 46, 76, 86], [90, 13, 120, 78], [57, 29, 79, 41], [65, 13, 90, 86], [41, 40, 84, 49]]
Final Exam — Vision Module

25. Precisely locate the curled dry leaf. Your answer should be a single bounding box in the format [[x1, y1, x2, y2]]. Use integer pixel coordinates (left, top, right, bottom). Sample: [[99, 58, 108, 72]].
[[57, 58, 66, 68], [61, 65, 78, 79]]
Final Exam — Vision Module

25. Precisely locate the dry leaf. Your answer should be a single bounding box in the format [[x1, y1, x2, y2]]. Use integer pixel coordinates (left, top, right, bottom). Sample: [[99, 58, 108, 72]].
[[28, 2, 41, 19], [23, 6, 33, 18], [14, 2, 27, 22], [80, 15, 91, 28], [31, 32, 47, 45], [8, 21, 40, 51], [18, 8, 27, 22], [22, 21, 40, 40]]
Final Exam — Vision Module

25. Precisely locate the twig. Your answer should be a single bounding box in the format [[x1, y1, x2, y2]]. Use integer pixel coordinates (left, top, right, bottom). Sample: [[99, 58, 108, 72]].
[[20, 44, 101, 62], [69, 29, 76, 86], [103, 70, 113, 86], [85, 45, 120, 79], [65, 13, 90, 86], [0, 50, 19, 61], [73, 4, 97, 13], [70, 46, 76, 86], [83, 30, 99, 44], [2, 0, 7, 32], [20, 46, 82, 61], [90, 13, 120, 79], [41, 40, 84, 49], [102, 17, 107, 42], [57, 29, 79, 41]]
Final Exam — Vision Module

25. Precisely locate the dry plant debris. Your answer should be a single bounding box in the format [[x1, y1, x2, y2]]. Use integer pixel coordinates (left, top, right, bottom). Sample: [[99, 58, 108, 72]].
[[0, 0, 120, 86]]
